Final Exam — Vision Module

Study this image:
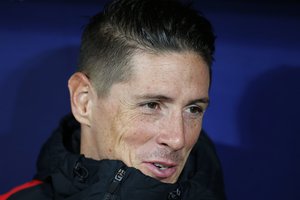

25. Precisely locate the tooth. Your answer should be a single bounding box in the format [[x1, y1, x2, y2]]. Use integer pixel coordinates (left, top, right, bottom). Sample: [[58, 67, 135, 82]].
[[153, 163, 168, 170]]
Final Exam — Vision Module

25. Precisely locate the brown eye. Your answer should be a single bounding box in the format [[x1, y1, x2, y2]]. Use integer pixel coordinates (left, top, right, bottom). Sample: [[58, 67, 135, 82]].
[[188, 106, 203, 115], [146, 102, 159, 109]]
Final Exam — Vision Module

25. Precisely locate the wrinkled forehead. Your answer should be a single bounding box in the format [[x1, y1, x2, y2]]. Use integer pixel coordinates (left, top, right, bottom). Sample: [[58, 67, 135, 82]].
[[126, 51, 210, 99]]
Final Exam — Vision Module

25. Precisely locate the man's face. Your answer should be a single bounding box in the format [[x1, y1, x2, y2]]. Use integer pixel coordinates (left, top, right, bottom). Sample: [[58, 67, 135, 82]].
[[89, 51, 210, 183]]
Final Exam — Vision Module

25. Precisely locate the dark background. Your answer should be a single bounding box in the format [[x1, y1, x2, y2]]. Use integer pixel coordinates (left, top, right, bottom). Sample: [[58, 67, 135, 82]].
[[1, 0, 299, 199]]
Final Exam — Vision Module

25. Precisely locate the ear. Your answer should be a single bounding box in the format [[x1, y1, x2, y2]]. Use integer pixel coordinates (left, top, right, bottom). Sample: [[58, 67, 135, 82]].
[[68, 72, 96, 127]]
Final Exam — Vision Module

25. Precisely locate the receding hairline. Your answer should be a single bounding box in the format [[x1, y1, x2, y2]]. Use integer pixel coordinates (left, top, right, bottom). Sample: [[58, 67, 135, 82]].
[[90, 48, 210, 98]]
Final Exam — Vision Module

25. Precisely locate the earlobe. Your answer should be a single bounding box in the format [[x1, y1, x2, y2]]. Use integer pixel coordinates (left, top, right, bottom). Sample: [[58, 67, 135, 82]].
[[68, 72, 95, 127]]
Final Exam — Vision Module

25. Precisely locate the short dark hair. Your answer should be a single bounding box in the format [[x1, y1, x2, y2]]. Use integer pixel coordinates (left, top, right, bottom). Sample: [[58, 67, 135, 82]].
[[78, 0, 215, 96]]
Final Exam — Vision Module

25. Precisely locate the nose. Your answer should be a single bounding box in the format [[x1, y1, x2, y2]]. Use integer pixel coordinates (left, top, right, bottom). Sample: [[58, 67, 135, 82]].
[[156, 112, 185, 151]]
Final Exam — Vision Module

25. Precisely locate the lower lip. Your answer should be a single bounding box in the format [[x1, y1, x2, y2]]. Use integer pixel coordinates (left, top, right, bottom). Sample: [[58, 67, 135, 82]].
[[143, 162, 177, 180]]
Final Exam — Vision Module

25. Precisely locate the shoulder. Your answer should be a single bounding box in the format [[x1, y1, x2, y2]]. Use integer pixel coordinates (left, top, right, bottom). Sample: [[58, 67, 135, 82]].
[[0, 180, 51, 200]]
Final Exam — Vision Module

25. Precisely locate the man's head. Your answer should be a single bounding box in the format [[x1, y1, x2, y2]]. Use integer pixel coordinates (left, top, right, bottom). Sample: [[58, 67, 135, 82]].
[[68, 0, 215, 183], [77, 0, 215, 96]]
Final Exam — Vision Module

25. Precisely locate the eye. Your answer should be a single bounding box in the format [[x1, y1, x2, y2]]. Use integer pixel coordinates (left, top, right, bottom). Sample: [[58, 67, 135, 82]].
[[144, 102, 160, 110], [186, 105, 204, 116]]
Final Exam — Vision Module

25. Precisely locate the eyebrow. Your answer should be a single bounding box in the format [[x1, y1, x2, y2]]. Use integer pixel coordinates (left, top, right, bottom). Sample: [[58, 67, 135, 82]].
[[134, 94, 210, 106], [135, 94, 173, 102], [188, 98, 210, 106]]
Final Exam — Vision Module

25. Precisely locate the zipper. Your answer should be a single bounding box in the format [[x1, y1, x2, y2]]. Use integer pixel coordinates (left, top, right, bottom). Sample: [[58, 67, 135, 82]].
[[102, 166, 127, 200]]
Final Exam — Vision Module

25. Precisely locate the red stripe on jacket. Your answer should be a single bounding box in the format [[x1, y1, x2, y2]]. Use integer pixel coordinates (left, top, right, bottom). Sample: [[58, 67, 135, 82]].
[[0, 180, 43, 200]]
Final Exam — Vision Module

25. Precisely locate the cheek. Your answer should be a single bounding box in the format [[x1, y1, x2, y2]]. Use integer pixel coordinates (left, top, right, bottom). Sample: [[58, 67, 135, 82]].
[[184, 119, 203, 149], [112, 113, 157, 156], [121, 119, 156, 147]]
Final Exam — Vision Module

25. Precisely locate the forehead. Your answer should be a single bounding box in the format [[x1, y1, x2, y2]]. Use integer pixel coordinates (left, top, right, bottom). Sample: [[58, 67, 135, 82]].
[[126, 51, 210, 99]]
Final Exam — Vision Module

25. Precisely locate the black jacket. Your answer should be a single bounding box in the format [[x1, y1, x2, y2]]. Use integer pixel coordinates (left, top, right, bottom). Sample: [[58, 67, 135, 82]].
[[2, 114, 226, 200]]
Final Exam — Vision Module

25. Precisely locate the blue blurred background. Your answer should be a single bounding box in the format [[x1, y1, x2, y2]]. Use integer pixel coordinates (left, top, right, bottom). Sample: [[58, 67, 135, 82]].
[[1, 0, 299, 199]]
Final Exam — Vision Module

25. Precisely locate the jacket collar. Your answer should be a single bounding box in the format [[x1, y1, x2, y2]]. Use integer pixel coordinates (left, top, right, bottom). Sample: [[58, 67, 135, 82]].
[[34, 114, 223, 199]]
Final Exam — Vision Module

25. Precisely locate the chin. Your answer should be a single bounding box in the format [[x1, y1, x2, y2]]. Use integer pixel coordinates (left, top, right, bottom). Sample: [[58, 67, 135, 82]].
[[160, 177, 178, 184]]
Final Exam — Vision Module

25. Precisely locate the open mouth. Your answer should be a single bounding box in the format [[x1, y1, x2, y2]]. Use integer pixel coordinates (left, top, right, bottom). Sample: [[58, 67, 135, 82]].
[[142, 161, 177, 181], [153, 163, 171, 170]]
